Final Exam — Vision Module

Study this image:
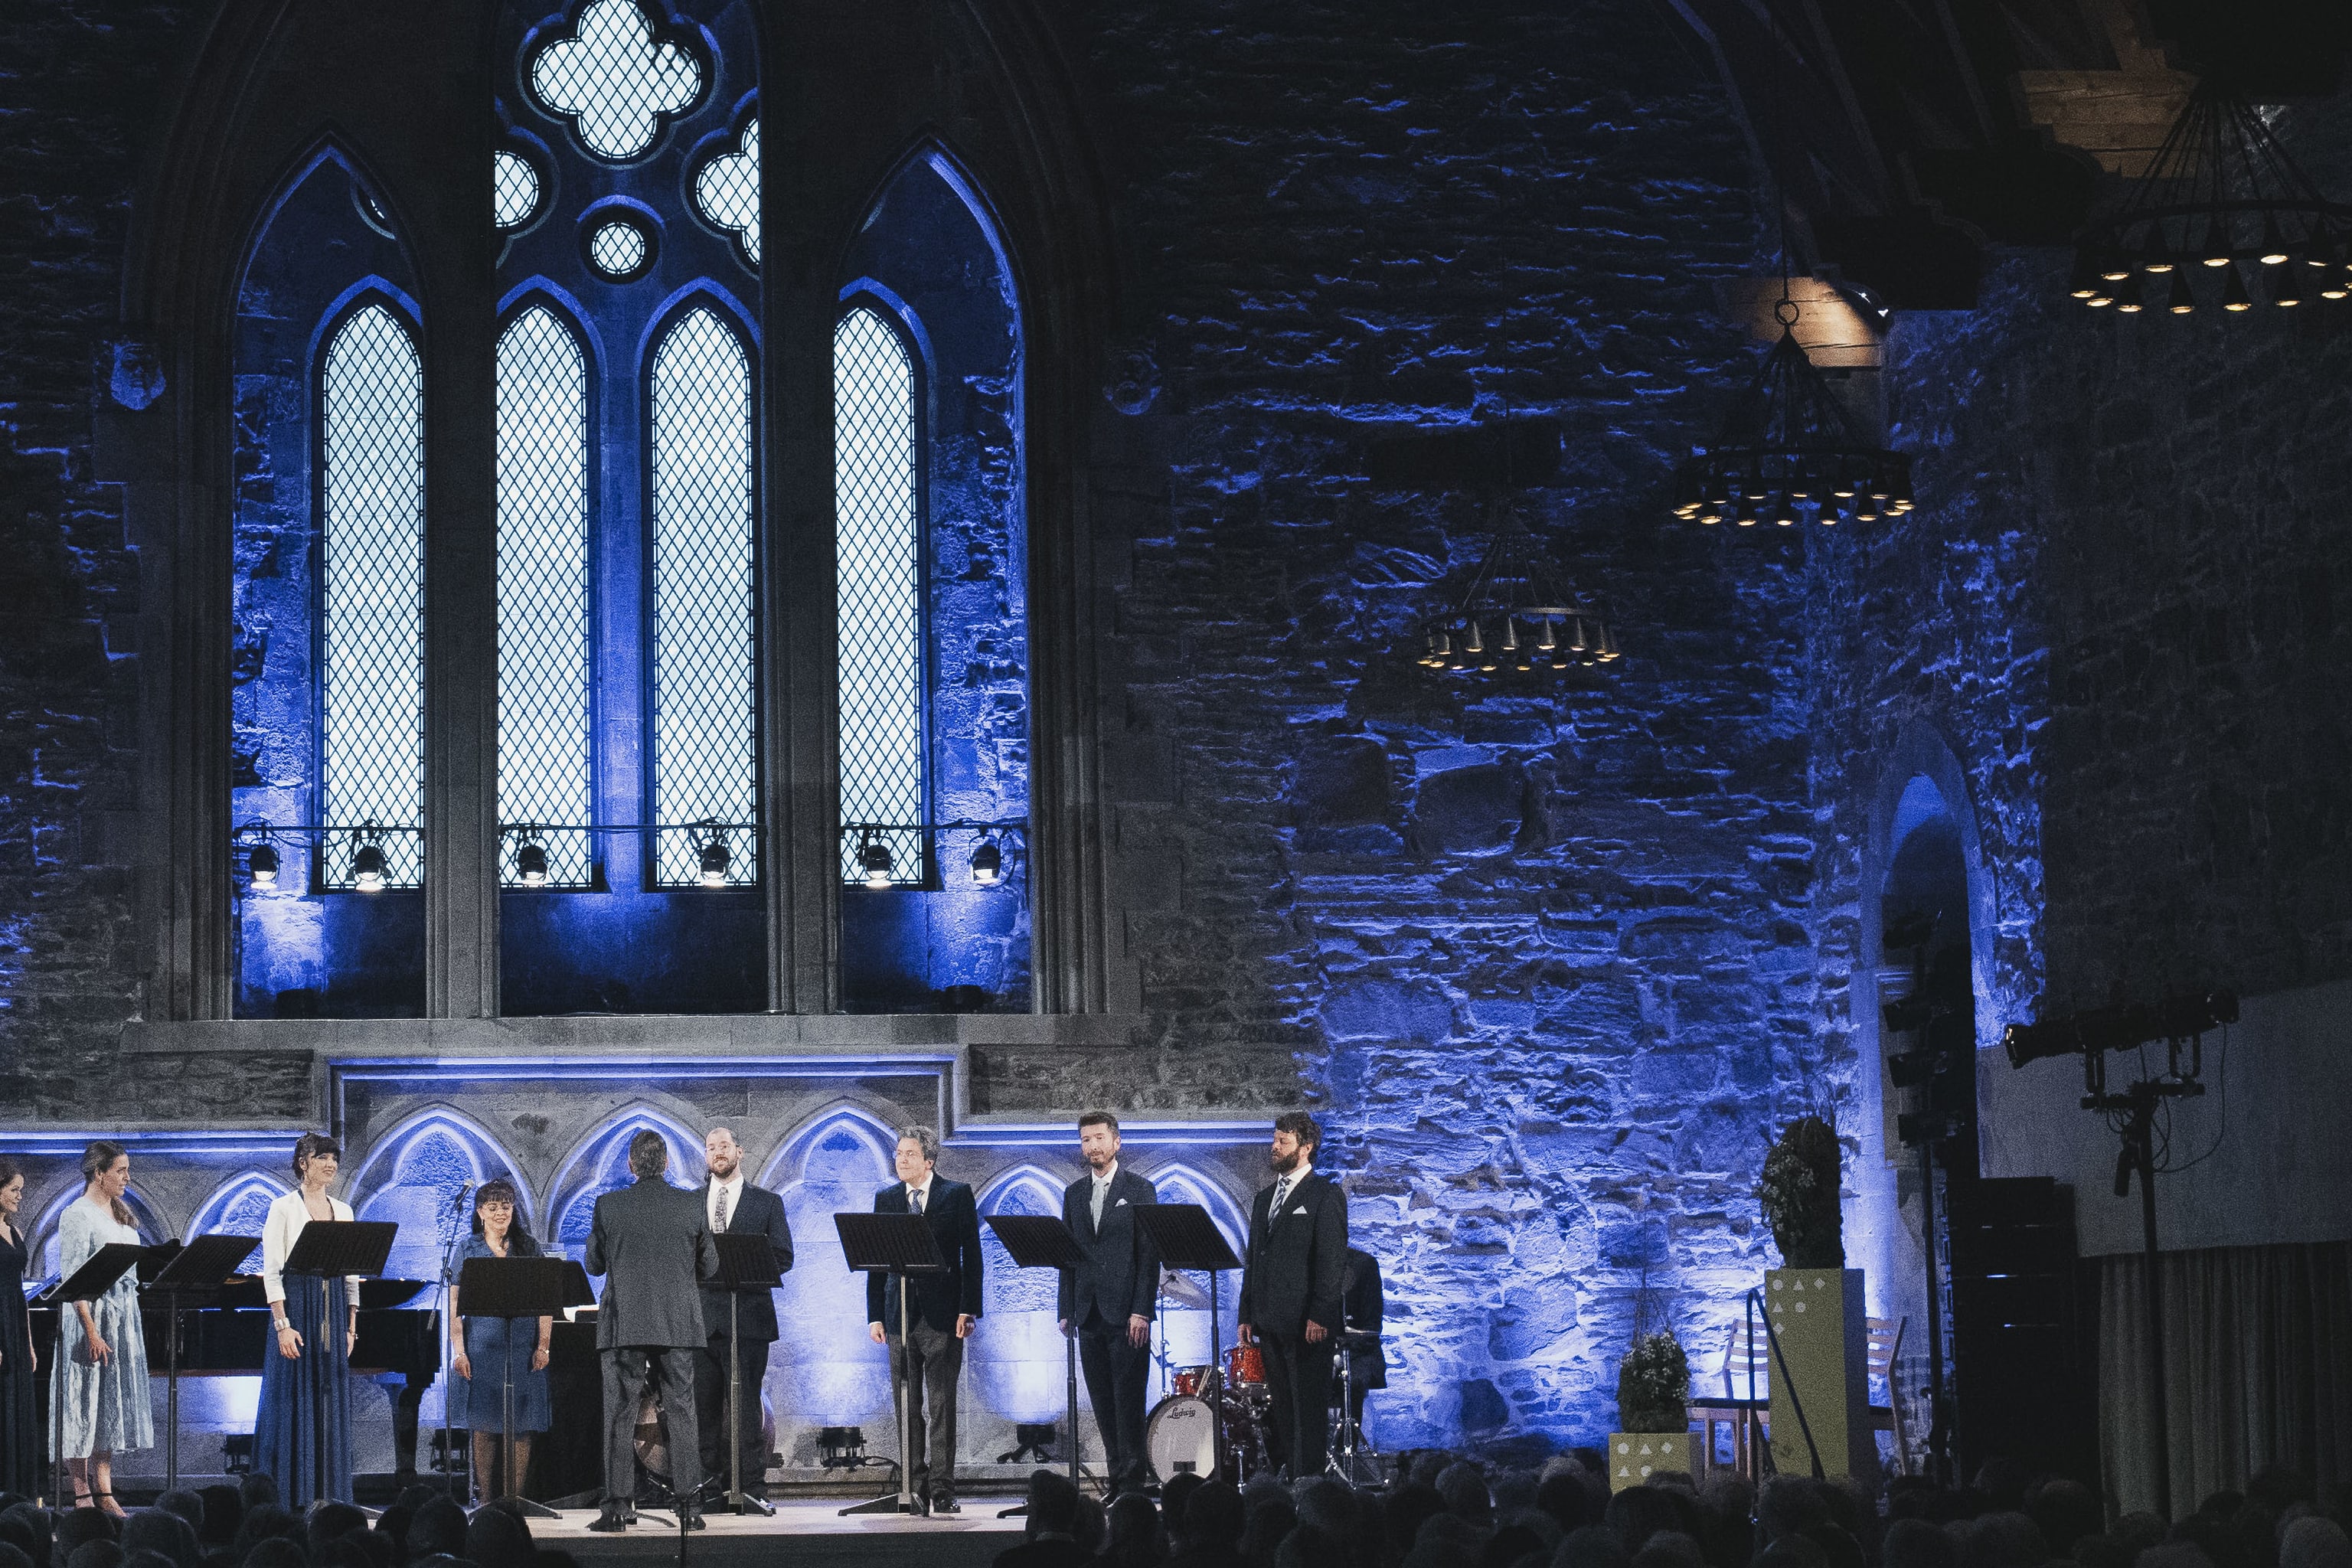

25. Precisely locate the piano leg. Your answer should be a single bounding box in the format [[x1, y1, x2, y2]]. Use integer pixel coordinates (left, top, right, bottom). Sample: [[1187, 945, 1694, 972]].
[[391, 1372, 430, 1483]]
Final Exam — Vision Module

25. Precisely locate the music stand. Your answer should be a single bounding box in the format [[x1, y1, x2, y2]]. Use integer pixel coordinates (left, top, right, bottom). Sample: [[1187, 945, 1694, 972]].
[[280, 1221, 397, 1508], [834, 1213, 945, 1517], [710, 1233, 785, 1516], [148, 1234, 263, 1490], [1134, 1206, 1240, 1481], [982, 1214, 1091, 1515], [455, 1256, 583, 1517], [38, 1241, 146, 1511]]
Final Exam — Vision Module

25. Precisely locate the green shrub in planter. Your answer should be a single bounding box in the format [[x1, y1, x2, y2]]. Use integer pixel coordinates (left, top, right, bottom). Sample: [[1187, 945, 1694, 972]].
[[1615, 1331, 1690, 1433], [1759, 1115, 1844, 1269]]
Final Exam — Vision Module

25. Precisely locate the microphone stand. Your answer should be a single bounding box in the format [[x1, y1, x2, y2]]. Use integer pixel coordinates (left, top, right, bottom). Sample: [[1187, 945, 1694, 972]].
[[436, 1183, 472, 1503]]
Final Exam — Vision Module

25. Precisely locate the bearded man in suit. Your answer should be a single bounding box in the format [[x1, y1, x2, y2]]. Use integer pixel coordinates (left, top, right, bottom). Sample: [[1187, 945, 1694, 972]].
[[1235, 1112, 1347, 1481], [584, 1130, 716, 1531], [865, 1125, 984, 1514], [1057, 1110, 1160, 1496], [694, 1125, 795, 1504]]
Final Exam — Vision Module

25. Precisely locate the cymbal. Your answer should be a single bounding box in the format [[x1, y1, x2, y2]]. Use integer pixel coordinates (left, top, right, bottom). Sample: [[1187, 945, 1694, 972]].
[[1158, 1270, 1214, 1310]]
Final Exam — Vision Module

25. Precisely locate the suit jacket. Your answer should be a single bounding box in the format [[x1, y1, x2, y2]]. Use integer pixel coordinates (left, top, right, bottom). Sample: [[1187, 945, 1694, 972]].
[[697, 1179, 796, 1341], [1236, 1169, 1346, 1338], [1054, 1165, 1161, 1330], [864, 1178, 985, 1334], [584, 1176, 717, 1351], [1341, 1245, 1387, 1388]]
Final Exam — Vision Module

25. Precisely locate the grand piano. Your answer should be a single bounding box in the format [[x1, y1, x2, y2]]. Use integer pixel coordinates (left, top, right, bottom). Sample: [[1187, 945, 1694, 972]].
[[31, 1276, 443, 1481]]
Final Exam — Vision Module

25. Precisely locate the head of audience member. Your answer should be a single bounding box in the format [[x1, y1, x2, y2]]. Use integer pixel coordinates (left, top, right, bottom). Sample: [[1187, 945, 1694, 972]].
[[64, 1542, 122, 1568], [0, 1515, 38, 1568], [1752, 1537, 1831, 1568], [1630, 1532, 1705, 1568], [1387, 1486, 1450, 1563], [1479, 1523, 1549, 1568], [1161, 1474, 1207, 1542], [57, 1513, 119, 1559], [1, 1507, 49, 1568], [1436, 1465, 1493, 1528], [1605, 1489, 1688, 1557], [152, 1499, 204, 1541], [2280, 1518, 2352, 1568], [303, 1505, 368, 1561], [465, 1505, 534, 1568], [312, 1537, 371, 1568], [240, 1540, 307, 1568], [2140, 1546, 2223, 1568], [1298, 1481, 1360, 1540], [1178, 1481, 1246, 1557], [371, 1506, 413, 1566], [188, 1493, 237, 1553], [1240, 1492, 1298, 1568], [1408, 1454, 1452, 1491], [234, 1477, 277, 1515], [125, 1551, 178, 1568], [122, 1511, 199, 1568], [0, 1541, 31, 1568], [1022, 1469, 1080, 1539], [407, 1497, 469, 1563], [1884, 1518, 1960, 1568], [1552, 1524, 1632, 1568], [2022, 1481, 2103, 1561], [1537, 1475, 1599, 1537], [1074, 1495, 1109, 1559], [1403, 1514, 1485, 1568], [1106, 1494, 1170, 1568]]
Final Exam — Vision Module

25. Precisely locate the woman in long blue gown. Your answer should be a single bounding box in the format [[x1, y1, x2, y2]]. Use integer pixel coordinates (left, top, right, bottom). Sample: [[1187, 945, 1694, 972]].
[[451, 1179, 552, 1503], [253, 1133, 358, 1506]]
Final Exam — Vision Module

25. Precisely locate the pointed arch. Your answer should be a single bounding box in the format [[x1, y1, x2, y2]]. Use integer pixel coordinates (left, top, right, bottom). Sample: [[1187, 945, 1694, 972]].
[[186, 1171, 295, 1275], [1138, 1161, 1248, 1396], [347, 1106, 532, 1281], [547, 1106, 704, 1266], [763, 1105, 899, 1426], [34, 1184, 165, 1282]]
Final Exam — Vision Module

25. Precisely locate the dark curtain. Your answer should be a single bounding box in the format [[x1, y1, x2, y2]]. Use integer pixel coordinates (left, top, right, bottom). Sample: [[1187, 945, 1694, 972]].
[[2099, 1240, 2352, 1516]]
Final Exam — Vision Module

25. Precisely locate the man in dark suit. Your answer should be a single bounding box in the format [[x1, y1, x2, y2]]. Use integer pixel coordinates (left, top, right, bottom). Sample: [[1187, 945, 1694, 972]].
[[1337, 1245, 1385, 1431], [865, 1124, 984, 1514], [1235, 1111, 1347, 1481], [693, 1125, 794, 1504], [583, 1130, 717, 1531], [1055, 1110, 1160, 1497]]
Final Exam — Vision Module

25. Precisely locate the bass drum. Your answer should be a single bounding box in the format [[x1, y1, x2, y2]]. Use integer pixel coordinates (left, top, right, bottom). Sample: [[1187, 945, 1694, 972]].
[[1145, 1393, 1220, 1482], [634, 1390, 672, 1481]]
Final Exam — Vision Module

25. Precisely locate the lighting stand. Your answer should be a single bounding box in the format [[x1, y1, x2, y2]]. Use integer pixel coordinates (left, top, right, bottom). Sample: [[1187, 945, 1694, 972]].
[[2082, 1039, 2205, 1521]]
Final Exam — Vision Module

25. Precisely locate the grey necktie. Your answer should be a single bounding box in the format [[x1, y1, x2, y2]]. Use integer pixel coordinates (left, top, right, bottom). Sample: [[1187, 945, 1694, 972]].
[[1091, 1177, 1109, 1227], [910, 1185, 924, 1216], [715, 1184, 731, 1233], [1270, 1175, 1293, 1223]]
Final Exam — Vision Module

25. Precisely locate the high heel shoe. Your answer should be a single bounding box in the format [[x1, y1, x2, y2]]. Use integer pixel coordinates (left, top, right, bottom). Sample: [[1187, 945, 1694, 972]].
[[95, 1491, 126, 1518]]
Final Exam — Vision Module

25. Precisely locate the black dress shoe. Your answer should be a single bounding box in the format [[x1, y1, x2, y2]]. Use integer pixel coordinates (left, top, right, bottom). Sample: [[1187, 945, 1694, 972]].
[[930, 1499, 961, 1515], [679, 1511, 707, 1530], [586, 1514, 629, 1534]]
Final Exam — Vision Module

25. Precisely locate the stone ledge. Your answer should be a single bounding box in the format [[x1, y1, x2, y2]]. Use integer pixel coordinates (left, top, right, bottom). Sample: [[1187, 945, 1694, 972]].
[[119, 1013, 1157, 1057]]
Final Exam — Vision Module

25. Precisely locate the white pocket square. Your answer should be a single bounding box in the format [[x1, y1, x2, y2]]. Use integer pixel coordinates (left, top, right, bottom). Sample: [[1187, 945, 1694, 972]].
[[1290, 1206, 1309, 1215], [1116, 1197, 1129, 1207]]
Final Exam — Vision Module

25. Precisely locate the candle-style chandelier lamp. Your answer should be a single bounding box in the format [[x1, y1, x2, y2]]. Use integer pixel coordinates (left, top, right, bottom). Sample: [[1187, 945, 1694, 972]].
[[1416, 501, 1619, 676], [1667, 299, 1913, 528], [2068, 77, 2352, 315]]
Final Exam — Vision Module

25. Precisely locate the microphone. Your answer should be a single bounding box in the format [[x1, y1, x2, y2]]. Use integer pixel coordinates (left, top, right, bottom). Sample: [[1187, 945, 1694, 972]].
[[448, 1180, 475, 1214]]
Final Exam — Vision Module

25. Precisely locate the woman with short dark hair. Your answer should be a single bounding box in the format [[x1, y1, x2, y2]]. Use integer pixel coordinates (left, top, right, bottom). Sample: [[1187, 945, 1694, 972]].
[[253, 1133, 359, 1504], [450, 1179, 552, 1503], [52, 1142, 153, 1514]]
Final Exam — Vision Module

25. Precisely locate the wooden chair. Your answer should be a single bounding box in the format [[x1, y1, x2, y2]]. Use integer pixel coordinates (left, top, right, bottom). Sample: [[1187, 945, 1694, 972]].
[[1687, 1317, 1772, 1480], [1867, 1315, 1911, 1475]]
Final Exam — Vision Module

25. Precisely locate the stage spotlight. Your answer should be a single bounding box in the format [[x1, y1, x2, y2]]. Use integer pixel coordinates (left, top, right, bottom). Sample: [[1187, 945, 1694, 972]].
[[859, 835, 895, 890], [969, 837, 1003, 887], [516, 838, 549, 887], [352, 838, 387, 892], [698, 836, 731, 887], [1897, 1109, 1965, 1147], [247, 841, 279, 887], [2001, 989, 2238, 1069]]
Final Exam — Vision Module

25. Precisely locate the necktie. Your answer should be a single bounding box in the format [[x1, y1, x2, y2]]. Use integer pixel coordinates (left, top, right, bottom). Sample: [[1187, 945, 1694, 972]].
[[1270, 1175, 1292, 1223], [714, 1184, 731, 1233], [1091, 1178, 1109, 1228], [910, 1185, 924, 1216]]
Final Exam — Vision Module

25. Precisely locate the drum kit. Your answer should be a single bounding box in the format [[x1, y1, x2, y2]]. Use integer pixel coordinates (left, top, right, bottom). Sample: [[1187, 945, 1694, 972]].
[[1144, 1341, 1275, 1485]]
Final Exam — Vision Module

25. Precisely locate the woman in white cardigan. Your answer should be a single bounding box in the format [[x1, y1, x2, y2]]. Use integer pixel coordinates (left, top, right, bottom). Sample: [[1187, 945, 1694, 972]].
[[253, 1133, 361, 1504]]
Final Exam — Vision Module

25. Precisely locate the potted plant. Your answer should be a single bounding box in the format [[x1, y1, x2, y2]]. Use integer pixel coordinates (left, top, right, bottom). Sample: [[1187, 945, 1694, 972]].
[[1608, 1330, 1696, 1490], [1758, 1114, 1844, 1269], [1756, 1114, 1872, 1481]]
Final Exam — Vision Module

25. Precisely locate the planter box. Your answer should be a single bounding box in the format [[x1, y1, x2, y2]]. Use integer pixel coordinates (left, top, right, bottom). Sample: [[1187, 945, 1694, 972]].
[[1608, 1429, 1701, 1491], [1762, 1266, 1873, 1481]]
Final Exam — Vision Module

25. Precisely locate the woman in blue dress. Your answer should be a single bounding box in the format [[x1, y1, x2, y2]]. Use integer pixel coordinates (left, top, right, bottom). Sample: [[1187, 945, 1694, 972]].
[[450, 1178, 551, 1503], [254, 1133, 359, 1506], [0, 1157, 42, 1501], [52, 1140, 153, 1515]]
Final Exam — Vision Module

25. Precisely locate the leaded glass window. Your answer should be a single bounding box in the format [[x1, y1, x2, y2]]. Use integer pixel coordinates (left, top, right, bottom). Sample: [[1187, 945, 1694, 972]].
[[493, 150, 543, 230], [495, 305, 594, 887], [320, 303, 426, 888], [649, 305, 757, 886], [693, 116, 759, 266], [834, 307, 924, 886], [529, 0, 702, 162]]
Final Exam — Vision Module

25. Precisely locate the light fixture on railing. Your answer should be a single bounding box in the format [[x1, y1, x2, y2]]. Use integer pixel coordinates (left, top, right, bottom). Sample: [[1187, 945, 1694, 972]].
[[858, 831, 896, 890], [351, 825, 387, 892], [240, 823, 279, 887], [1416, 498, 1619, 678], [969, 835, 1003, 887], [2068, 76, 2352, 316], [1668, 298, 1912, 531], [695, 822, 731, 888], [514, 830, 549, 887]]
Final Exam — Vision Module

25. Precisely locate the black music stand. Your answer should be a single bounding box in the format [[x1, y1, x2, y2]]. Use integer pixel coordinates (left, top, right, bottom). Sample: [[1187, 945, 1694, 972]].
[[149, 1234, 263, 1490], [281, 1221, 397, 1508], [834, 1213, 945, 1517], [983, 1214, 1092, 1515], [710, 1233, 785, 1516], [455, 1256, 582, 1518], [1135, 1205, 1241, 1481], [39, 1241, 147, 1510]]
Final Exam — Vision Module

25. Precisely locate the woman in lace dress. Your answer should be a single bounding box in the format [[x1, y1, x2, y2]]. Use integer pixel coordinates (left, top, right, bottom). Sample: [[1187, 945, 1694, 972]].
[[51, 1140, 153, 1514]]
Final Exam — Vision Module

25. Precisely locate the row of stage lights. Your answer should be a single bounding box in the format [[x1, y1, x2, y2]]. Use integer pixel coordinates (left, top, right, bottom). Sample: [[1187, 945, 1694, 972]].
[[1419, 612, 1619, 673], [2069, 239, 2352, 312], [1666, 455, 1915, 527]]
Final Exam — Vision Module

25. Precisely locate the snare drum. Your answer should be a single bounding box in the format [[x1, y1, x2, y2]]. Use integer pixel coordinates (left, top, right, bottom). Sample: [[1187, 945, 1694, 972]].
[[1224, 1343, 1266, 1387], [1171, 1364, 1216, 1397], [1145, 1393, 1220, 1481]]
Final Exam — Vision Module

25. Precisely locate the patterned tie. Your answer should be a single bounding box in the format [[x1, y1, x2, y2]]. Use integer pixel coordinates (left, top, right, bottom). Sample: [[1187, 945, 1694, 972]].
[[910, 1185, 924, 1216], [715, 1184, 731, 1233], [1270, 1174, 1293, 1224]]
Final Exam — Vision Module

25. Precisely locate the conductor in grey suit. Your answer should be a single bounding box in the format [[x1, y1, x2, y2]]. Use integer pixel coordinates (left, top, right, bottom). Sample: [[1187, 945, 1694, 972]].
[[585, 1129, 716, 1532]]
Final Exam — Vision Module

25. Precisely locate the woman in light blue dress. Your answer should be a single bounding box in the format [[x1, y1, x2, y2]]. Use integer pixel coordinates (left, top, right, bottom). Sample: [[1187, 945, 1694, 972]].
[[52, 1139, 152, 1515], [450, 1178, 551, 1503]]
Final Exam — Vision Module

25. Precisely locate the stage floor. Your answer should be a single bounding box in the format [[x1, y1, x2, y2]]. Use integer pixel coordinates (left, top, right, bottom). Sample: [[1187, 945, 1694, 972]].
[[540, 1501, 1021, 1566]]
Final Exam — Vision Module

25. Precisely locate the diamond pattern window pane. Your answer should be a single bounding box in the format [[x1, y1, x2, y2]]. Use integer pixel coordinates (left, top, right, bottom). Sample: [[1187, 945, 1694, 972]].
[[587, 220, 648, 278], [494, 150, 541, 230], [321, 304, 425, 888], [693, 116, 760, 265], [651, 307, 758, 886], [497, 305, 594, 887], [530, 0, 701, 162], [834, 308, 924, 885]]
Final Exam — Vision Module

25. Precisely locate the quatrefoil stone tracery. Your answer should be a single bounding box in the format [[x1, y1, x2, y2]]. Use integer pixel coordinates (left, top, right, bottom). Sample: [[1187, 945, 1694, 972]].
[[531, 0, 702, 162]]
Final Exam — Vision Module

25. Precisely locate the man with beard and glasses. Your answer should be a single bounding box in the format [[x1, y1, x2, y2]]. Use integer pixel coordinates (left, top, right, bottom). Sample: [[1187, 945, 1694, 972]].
[[693, 1126, 795, 1504], [1235, 1112, 1347, 1481]]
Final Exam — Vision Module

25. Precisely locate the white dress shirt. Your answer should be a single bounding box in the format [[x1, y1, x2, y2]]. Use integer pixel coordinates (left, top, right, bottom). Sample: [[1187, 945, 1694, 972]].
[[260, 1190, 360, 1305], [905, 1175, 935, 1214], [1270, 1164, 1310, 1223], [708, 1171, 746, 1233]]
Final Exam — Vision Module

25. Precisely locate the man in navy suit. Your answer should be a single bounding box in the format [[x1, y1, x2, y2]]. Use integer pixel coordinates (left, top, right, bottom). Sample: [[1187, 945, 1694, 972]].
[[1057, 1111, 1160, 1496], [1236, 1112, 1347, 1481], [866, 1125, 984, 1514], [693, 1125, 795, 1503]]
